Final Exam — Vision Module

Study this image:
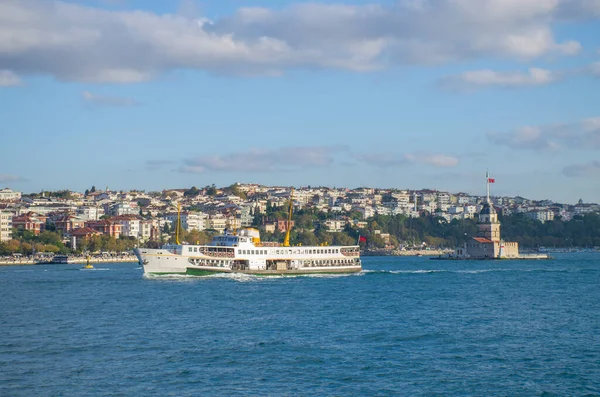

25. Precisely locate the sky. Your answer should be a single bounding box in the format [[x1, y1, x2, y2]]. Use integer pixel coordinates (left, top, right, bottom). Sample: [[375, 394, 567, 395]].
[[0, 0, 599, 204]]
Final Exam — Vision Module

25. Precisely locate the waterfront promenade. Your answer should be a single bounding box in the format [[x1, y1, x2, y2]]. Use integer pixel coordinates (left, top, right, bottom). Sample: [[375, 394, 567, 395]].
[[0, 255, 138, 266]]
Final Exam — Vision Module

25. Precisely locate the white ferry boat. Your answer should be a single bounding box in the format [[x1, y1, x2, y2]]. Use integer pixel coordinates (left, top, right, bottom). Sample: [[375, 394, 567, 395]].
[[134, 228, 361, 276], [134, 193, 362, 276]]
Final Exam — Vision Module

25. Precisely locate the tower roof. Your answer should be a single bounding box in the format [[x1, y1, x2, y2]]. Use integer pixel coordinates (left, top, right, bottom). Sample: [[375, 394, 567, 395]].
[[479, 202, 497, 215]]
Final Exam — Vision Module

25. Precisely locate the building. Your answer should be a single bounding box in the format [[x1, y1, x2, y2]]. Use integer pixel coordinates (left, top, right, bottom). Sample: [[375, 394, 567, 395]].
[[164, 212, 207, 231], [53, 214, 86, 235], [455, 176, 520, 259], [323, 219, 346, 233], [108, 201, 139, 216], [526, 210, 555, 223], [0, 211, 12, 241], [0, 188, 21, 202], [86, 219, 122, 238], [70, 227, 101, 250], [12, 212, 47, 235], [113, 215, 141, 238], [276, 219, 295, 232]]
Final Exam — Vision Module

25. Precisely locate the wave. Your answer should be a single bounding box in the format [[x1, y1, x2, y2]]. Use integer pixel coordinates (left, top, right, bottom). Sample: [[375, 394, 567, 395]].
[[362, 268, 589, 275], [143, 271, 361, 282]]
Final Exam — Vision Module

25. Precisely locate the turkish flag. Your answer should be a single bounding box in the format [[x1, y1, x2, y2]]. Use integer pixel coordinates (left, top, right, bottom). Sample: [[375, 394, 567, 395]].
[[488, 178, 495, 183]]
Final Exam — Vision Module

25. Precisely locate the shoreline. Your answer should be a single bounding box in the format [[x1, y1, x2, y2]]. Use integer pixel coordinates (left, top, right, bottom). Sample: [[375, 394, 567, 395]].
[[362, 249, 454, 257], [0, 256, 138, 266]]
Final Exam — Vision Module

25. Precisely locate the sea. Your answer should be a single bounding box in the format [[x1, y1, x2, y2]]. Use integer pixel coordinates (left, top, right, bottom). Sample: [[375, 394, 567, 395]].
[[1, 254, 599, 397]]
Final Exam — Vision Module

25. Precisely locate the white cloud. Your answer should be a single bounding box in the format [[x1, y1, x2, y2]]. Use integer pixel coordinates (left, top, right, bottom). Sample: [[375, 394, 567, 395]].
[[488, 117, 600, 150], [180, 146, 347, 173], [355, 152, 459, 167], [0, 0, 588, 83], [563, 160, 600, 177], [0, 174, 26, 183], [440, 67, 559, 90], [0, 70, 21, 86], [82, 91, 138, 107], [590, 62, 600, 77]]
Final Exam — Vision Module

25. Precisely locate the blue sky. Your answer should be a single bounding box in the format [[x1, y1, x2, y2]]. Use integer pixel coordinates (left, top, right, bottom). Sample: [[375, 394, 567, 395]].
[[1, 0, 599, 203]]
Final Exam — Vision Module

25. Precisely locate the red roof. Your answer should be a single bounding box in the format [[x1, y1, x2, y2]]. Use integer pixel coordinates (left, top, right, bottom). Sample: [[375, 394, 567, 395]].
[[473, 237, 493, 244], [71, 227, 101, 236]]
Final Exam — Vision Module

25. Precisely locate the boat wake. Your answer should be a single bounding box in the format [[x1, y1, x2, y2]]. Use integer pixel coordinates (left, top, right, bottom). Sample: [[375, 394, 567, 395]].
[[78, 267, 110, 271], [143, 272, 361, 282], [362, 268, 580, 275]]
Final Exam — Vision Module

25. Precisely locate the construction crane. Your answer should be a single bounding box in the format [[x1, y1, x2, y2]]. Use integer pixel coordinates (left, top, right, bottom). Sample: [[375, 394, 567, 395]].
[[283, 188, 294, 247]]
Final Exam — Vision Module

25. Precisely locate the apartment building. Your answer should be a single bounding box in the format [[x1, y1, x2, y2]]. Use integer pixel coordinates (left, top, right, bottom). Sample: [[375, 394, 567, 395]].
[[0, 211, 12, 241]]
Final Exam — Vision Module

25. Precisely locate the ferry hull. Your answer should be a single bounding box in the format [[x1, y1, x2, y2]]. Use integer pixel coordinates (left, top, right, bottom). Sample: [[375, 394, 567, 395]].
[[185, 266, 362, 277]]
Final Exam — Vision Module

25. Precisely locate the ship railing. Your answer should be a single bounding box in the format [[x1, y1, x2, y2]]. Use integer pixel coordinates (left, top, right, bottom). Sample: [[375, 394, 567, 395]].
[[340, 247, 360, 257], [255, 242, 281, 247]]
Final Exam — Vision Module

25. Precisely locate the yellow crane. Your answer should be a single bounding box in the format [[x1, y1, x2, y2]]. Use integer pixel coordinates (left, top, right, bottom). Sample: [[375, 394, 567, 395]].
[[283, 188, 294, 247]]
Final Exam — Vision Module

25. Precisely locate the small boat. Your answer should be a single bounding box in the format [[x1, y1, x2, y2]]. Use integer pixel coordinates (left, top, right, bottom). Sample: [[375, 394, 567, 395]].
[[81, 255, 94, 270]]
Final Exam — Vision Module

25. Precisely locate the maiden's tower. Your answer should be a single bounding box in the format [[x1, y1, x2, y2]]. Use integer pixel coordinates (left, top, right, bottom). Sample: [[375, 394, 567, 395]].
[[454, 173, 520, 259]]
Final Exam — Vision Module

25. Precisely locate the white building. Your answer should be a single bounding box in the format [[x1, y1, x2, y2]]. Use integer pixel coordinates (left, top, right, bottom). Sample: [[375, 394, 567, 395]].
[[526, 210, 555, 223], [323, 219, 347, 233], [109, 202, 139, 216], [140, 219, 158, 242], [0, 188, 21, 201], [0, 211, 12, 241], [113, 216, 141, 238], [77, 206, 104, 221], [164, 212, 207, 231]]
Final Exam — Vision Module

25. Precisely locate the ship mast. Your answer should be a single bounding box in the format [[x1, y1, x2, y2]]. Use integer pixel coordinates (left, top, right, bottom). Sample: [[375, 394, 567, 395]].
[[283, 188, 294, 247]]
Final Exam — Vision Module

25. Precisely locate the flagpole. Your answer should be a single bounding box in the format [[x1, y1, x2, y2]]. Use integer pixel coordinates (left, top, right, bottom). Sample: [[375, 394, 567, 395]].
[[486, 170, 490, 204]]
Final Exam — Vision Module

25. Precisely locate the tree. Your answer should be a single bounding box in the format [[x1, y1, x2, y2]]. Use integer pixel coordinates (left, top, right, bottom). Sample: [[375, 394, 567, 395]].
[[205, 184, 217, 196], [184, 186, 201, 197], [228, 184, 247, 200]]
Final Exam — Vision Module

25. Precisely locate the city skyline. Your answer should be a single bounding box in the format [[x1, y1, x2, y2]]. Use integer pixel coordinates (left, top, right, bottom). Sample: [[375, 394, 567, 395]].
[[1, 0, 599, 203]]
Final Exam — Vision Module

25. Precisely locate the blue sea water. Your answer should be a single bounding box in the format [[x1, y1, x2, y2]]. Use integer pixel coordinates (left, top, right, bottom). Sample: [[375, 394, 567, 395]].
[[1, 254, 599, 396]]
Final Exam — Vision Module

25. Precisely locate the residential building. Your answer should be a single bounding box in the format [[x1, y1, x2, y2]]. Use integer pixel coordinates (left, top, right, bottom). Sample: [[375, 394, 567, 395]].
[[53, 214, 86, 235], [77, 205, 104, 221], [323, 219, 346, 233], [0, 188, 21, 201], [108, 201, 139, 216], [86, 219, 122, 238], [0, 211, 12, 241], [113, 215, 141, 238], [526, 210, 555, 223], [12, 212, 46, 235], [70, 227, 101, 250]]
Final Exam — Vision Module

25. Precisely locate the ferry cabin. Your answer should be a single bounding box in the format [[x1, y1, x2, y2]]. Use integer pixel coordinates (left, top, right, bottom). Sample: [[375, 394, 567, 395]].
[[160, 232, 360, 271]]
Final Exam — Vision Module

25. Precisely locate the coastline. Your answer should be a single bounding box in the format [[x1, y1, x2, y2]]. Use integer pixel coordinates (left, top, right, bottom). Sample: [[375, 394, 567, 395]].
[[362, 249, 454, 257], [0, 256, 138, 266]]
